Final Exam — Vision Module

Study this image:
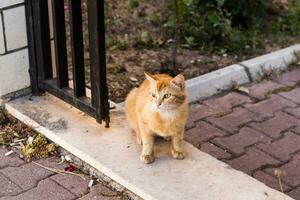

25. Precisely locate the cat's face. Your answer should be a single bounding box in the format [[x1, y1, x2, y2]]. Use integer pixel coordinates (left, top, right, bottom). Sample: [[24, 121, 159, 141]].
[[145, 73, 187, 111]]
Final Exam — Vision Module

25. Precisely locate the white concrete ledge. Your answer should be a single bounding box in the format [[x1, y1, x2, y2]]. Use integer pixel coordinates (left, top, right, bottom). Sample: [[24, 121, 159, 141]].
[[240, 44, 300, 81], [186, 64, 249, 102], [5, 94, 293, 200], [185, 44, 300, 102]]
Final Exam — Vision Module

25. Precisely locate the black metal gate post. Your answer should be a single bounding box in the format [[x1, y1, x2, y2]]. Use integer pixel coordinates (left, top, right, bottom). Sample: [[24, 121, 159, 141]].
[[25, 0, 110, 127], [87, 0, 110, 126]]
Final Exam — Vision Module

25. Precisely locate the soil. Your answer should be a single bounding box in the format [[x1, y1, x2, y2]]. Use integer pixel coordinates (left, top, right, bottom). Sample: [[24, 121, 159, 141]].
[[66, 0, 300, 103]]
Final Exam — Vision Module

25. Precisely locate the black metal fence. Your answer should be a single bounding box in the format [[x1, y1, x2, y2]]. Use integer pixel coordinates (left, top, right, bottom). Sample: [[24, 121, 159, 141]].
[[25, 0, 110, 127]]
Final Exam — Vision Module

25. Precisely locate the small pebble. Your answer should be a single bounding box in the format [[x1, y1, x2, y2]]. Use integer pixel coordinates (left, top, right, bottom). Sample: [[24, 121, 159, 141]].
[[88, 179, 94, 188], [129, 77, 138, 82], [28, 136, 34, 145], [65, 155, 72, 161], [5, 150, 14, 157]]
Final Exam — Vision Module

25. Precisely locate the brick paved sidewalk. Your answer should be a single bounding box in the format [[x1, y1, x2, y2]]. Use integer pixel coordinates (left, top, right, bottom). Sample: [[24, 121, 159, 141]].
[[0, 147, 124, 200], [185, 68, 300, 199]]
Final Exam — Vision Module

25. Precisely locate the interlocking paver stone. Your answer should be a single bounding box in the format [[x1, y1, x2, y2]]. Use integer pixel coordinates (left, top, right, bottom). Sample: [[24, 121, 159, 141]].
[[288, 187, 300, 200], [200, 142, 231, 159], [0, 162, 55, 190], [279, 88, 300, 104], [0, 147, 25, 168], [207, 107, 264, 133], [273, 68, 300, 86], [285, 107, 300, 118], [226, 148, 280, 175], [253, 171, 291, 192], [0, 172, 23, 197], [246, 80, 284, 100], [184, 121, 226, 148], [257, 132, 300, 162], [78, 183, 119, 200], [212, 127, 270, 155], [50, 174, 89, 197], [266, 153, 300, 187], [203, 92, 252, 113], [0, 178, 76, 200], [186, 103, 212, 129], [245, 95, 297, 117], [36, 157, 66, 170], [293, 126, 300, 134], [249, 111, 299, 138]]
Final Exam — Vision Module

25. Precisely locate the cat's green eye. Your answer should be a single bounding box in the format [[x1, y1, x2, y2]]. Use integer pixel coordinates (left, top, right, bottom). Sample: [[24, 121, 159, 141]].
[[151, 93, 156, 98], [163, 93, 171, 99]]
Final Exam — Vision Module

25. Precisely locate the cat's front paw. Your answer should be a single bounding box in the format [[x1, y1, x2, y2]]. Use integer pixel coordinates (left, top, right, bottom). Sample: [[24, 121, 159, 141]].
[[140, 153, 155, 164], [171, 149, 185, 160]]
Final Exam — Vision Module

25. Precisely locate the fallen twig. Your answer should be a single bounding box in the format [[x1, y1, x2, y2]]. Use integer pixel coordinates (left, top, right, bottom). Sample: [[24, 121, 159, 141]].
[[32, 161, 86, 180], [100, 192, 120, 197]]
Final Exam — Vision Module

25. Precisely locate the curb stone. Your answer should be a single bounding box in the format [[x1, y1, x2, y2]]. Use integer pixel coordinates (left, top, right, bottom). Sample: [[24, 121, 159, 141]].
[[186, 64, 249, 102], [186, 44, 300, 102]]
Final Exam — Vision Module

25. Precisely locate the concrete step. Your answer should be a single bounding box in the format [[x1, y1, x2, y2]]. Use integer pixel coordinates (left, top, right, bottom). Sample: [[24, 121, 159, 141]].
[[5, 94, 293, 200]]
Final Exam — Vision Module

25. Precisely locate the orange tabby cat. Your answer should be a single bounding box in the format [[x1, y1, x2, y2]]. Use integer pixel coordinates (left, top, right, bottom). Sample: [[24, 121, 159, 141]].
[[125, 73, 189, 164]]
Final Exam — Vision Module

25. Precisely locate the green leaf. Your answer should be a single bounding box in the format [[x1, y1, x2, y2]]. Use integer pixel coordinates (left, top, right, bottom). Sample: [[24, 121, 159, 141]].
[[217, 0, 225, 7]]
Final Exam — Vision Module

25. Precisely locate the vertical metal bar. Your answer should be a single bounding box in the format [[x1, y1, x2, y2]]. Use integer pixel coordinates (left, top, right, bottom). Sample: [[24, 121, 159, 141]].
[[31, 0, 52, 82], [69, 0, 86, 97], [87, 0, 109, 126], [51, 0, 69, 88], [25, 0, 40, 94]]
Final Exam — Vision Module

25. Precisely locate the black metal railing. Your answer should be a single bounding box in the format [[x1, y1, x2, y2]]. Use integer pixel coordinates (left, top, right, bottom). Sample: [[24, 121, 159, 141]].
[[25, 0, 110, 127]]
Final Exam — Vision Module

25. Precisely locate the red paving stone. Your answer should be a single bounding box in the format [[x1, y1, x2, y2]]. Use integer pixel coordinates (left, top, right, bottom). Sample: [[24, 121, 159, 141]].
[[279, 88, 300, 104], [273, 68, 300, 86], [0, 147, 25, 168], [288, 187, 300, 200], [0, 178, 76, 200], [266, 153, 300, 187], [203, 92, 252, 113], [226, 148, 280, 175], [212, 127, 270, 155], [244, 95, 297, 117], [50, 174, 89, 198], [253, 171, 291, 192], [200, 142, 231, 159], [1, 162, 55, 190], [285, 107, 300, 118], [206, 107, 265, 133], [185, 103, 212, 129], [184, 121, 226, 148], [0, 153, 123, 200], [257, 132, 300, 162], [78, 183, 120, 200], [246, 80, 284, 100], [293, 126, 300, 134], [248, 111, 300, 139], [0, 172, 23, 197]]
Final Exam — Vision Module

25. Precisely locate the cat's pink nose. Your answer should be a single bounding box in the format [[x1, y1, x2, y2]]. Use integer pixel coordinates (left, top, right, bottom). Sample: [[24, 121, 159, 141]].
[[156, 102, 162, 107]]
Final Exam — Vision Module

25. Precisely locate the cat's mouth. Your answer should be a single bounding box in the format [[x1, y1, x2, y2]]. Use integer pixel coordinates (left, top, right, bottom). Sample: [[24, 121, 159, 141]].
[[154, 105, 175, 111]]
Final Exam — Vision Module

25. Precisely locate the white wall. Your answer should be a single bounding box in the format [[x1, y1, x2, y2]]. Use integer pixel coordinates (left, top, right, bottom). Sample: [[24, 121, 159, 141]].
[[0, 0, 30, 97]]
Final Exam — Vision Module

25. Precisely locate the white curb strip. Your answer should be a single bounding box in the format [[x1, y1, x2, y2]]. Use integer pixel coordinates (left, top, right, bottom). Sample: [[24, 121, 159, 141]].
[[186, 44, 300, 102]]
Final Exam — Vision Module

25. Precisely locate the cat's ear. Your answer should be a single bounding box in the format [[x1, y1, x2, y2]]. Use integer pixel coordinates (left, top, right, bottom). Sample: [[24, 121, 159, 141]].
[[171, 74, 185, 90], [144, 72, 156, 84]]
